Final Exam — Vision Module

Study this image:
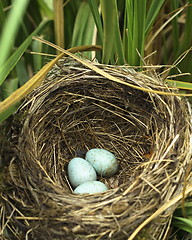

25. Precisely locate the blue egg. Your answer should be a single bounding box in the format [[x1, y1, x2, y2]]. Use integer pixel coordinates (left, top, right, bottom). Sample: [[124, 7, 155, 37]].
[[68, 157, 97, 188], [85, 148, 118, 177], [74, 181, 108, 194]]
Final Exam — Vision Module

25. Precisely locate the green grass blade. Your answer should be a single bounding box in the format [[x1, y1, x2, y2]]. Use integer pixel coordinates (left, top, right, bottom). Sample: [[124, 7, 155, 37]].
[[0, 21, 48, 86], [173, 216, 192, 233], [100, 0, 116, 64], [82, 14, 95, 59], [171, 0, 179, 53], [0, 0, 30, 66], [0, 0, 5, 31], [71, 1, 95, 59], [125, 0, 134, 64], [145, 0, 165, 35], [113, 1, 125, 65], [125, 0, 146, 65], [135, 0, 146, 65], [37, 0, 53, 19], [1, 78, 19, 99], [71, 1, 90, 47], [63, 0, 81, 48], [16, 59, 29, 86], [180, 2, 192, 54], [123, 5, 128, 61], [176, 2, 192, 79], [32, 40, 44, 73], [0, 78, 20, 122], [88, 0, 103, 44], [0, 103, 20, 123], [166, 80, 192, 90]]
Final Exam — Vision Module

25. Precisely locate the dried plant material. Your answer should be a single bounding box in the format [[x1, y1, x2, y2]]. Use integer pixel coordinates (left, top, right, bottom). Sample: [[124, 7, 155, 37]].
[[0, 57, 192, 240]]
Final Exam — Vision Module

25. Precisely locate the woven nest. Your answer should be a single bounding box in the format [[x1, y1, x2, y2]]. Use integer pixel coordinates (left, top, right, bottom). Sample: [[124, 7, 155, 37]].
[[1, 57, 192, 240]]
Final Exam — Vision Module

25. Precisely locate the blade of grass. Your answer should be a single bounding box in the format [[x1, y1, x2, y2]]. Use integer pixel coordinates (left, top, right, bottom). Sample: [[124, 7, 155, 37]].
[[125, 0, 146, 65], [123, 4, 128, 62], [37, 0, 53, 19], [145, 0, 165, 35], [171, 0, 179, 54], [53, 0, 64, 51], [179, 1, 192, 55], [81, 13, 95, 59], [88, 0, 103, 44], [174, 2, 192, 80], [71, 1, 91, 46], [1, 78, 19, 99], [100, 0, 116, 64], [0, 20, 48, 86], [174, 202, 192, 216], [113, 1, 125, 65], [145, 7, 183, 51], [63, 0, 80, 48], [0, 104, 20, 123], [0, 0, 5, 31], [32, 38, 44, 72], [0, 78, 20, 122], [0, 52, 65, 119], [135, 0, 146, 65], [173, 216, 192, 233], [71, 1, 95, 59], [125, 0, 133, 64], [166, 80, 192, 90], [0, 0, 30, 66], [16, 59, 29, 86]]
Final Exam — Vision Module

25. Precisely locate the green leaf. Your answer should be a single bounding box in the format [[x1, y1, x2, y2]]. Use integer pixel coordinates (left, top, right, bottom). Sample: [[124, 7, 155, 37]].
[[124, 0, 146, 65], [171, 0, 179, 54], [113, 1, 125, 65], [71, 1, 95, 59], [37, 0, 53, 19], [88, 0, 103, 44], [71, 1, 91, 47], [1, 78, 19, 99], [0, 20, 48, 86], [173, 216, 192, 233], [145, 0, 165, 35], [0, 77, 20, 122], [0, 103, 20, 123], [100, 0, 116, 64], [179, 1, 192, 54], [166, 80, 192, 90], [135, 0, 146, 64], [16, 59, 29, 86], [0, 0, 30, 66], [82, 14, 95, 59], [32, 38, 44, 73], [0, 0, 5, 31]]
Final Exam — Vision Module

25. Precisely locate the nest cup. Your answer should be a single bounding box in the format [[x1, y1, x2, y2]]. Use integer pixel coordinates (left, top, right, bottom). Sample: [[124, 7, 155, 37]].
[[1, 57, 192, 240]]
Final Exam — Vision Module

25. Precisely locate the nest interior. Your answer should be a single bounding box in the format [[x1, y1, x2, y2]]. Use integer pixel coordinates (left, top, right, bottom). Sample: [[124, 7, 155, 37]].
[[1, 57, 192, 240]]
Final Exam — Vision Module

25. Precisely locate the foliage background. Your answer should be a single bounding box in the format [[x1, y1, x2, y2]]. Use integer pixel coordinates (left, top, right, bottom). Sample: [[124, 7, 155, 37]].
[[0, 0, 192, 239]]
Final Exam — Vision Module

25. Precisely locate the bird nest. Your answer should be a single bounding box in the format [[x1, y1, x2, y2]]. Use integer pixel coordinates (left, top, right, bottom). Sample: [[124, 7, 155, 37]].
[[1, 57, 192, 240]]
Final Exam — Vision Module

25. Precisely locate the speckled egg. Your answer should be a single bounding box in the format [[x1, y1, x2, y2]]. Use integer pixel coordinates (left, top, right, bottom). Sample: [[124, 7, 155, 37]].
[[74, 181, 108, 194], [68, 157, 97, 188], [85, 148, 118, 177]]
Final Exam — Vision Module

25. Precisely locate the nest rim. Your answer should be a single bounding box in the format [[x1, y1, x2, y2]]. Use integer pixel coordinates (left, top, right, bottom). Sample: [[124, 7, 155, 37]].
[[1, 57, 192, 240]]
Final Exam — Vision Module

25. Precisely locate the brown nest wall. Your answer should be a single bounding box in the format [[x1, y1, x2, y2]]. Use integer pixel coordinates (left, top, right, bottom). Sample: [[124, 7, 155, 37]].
[[1, 57, 192, 240]]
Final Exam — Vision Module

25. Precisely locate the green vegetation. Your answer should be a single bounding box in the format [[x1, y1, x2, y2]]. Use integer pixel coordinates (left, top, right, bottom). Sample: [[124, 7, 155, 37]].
[[0, 0, 192, 239]]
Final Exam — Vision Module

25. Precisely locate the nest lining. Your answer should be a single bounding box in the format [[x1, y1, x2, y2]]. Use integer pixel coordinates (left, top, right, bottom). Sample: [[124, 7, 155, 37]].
[[1, 57, 192, 240]]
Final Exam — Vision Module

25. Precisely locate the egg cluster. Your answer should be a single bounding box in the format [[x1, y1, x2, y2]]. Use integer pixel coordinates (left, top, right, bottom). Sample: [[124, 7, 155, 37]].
[[68, 148, 119, 194]]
